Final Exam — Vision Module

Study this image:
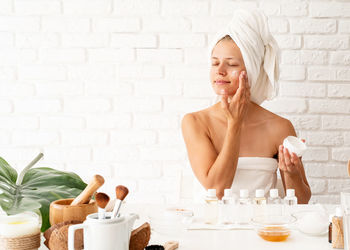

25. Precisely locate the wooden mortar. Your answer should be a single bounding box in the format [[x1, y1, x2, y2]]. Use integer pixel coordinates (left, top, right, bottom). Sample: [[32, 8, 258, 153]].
[[49, 198, 97, 226]]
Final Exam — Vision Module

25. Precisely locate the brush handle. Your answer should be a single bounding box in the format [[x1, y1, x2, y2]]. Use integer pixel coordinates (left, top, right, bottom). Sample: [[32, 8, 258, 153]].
[[164, 241, 179, 250], [112, 199, 122, 218], [98, 207, 105, 220], [71, 175, 105, 206]]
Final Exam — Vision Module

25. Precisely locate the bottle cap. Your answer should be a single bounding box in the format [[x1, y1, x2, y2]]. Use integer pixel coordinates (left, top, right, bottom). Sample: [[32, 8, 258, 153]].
[[269, 189, 279, 198], [335, 207, 343, 217], [240, 189, 249, 198], [255, 189, 264, 198], [286, 189, 295, 197], [224, 189, 232, 197], [207, 189, 217, 198]]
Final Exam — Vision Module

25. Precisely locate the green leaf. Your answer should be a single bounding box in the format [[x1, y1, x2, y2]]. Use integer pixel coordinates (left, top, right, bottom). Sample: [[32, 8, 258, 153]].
[[0, 156, 86, 232]]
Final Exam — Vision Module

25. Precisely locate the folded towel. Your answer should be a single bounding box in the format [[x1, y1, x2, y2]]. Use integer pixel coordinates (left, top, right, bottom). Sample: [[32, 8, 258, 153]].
[[209, 9, 280, 105]]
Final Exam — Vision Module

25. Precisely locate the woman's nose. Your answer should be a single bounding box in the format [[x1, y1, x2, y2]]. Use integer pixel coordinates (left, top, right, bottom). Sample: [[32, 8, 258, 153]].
[[216, 64, 227, 76]]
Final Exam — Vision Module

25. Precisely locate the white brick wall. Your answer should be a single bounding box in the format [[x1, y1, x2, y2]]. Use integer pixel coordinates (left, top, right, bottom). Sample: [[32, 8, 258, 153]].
[[0, 0, 349, 204]]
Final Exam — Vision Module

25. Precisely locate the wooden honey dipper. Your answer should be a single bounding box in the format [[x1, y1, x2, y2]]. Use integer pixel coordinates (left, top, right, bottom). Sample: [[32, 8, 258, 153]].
[[71, 175, 105, 206]]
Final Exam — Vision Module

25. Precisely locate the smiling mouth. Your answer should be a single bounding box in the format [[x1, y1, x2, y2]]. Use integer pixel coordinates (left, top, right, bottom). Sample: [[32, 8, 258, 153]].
[[215, 81, 230, 85]]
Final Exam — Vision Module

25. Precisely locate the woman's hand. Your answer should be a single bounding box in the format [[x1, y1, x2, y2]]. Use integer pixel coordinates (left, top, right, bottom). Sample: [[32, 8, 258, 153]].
[[220, 71, 250, 124], [278, 145, 303, 178]]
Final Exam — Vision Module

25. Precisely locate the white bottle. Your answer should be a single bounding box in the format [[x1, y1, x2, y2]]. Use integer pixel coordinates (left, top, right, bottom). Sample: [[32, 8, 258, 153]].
[[284, 189, 297, 215], [253, 189, 266, 205], [238, 189, 251, 205], [284, 189, 297, 205], [237, 189, 251, 224], [267, 189, 282, 216], [253, 189, 266, 217], [204, 189, 218, 224], [219, 189, 235, 224], [268, 189, 281, 204]]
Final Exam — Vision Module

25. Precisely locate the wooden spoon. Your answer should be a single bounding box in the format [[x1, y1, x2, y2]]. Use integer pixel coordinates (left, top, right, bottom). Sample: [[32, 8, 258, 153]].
[[71, 175, 105, 206]]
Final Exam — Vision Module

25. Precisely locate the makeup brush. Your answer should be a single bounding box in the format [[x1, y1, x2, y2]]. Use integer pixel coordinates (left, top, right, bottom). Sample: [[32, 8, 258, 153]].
[[347, 160, 350, 177], [112, 185, 129, 218], [71, 175, 105, 206], [95, 192, 110, 219]]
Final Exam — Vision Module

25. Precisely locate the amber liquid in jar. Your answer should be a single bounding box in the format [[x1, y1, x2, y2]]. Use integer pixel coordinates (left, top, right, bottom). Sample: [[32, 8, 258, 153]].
[[258, 226, 290, 242]]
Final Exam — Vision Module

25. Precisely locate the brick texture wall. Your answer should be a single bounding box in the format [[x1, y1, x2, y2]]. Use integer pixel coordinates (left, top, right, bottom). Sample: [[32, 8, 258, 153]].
[[0, 0, 349, 204]]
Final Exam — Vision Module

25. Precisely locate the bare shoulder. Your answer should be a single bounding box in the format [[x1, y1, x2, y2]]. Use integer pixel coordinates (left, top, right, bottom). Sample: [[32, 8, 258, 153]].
[[181, 108, 211, 135], [256, 105, 296, 144]]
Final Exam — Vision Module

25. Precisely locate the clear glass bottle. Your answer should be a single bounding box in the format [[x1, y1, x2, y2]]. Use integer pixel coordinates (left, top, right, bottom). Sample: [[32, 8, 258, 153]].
[[284, 189, 297, 205], [253, 189, 266, 217], [267, 189, 282, 216], [267, 189, 281, 204], [237, 189, 251, 224], [204, 189, 218, 224], [283, 189, 297, 215], [238, 189, 251, 205], [253, 189, 266, 205], [219, 189, 235, 225]]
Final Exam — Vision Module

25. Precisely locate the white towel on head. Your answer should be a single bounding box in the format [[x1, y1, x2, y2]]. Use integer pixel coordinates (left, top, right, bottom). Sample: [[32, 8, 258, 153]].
[[209, 9, 280, 105]]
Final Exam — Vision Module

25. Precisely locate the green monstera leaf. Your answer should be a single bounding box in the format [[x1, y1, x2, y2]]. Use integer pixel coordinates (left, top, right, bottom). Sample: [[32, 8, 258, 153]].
[[0, 153, 87, 232]]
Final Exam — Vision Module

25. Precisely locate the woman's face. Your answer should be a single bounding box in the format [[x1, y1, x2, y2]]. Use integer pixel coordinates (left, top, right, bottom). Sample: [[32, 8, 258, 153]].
[[210, 38, 247, 96]]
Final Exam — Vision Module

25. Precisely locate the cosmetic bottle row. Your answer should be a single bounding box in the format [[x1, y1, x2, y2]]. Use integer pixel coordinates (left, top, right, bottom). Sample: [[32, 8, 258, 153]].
[[203, 188, 298, 225]]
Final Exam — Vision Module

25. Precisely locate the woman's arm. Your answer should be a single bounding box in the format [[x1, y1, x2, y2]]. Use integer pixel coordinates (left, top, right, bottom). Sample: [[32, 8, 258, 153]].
[[182, 114, 242, 199], [276, 120, 311, 204], [182, 71, 250, 199]]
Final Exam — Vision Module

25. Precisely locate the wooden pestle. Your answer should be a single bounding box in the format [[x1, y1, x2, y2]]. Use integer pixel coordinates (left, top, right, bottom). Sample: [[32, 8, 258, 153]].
[[70, 175, 105, 206]]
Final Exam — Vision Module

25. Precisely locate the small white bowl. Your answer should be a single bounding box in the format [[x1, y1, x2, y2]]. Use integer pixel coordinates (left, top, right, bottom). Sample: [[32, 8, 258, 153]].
[[283, 136, 307, 157]]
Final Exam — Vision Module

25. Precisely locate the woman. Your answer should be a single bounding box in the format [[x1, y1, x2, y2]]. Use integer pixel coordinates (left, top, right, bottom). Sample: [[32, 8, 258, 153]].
[[182, 9, 311, 203]]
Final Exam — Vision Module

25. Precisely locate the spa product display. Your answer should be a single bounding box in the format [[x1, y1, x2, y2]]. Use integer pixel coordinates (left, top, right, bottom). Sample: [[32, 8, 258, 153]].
[[332, 207, 344, 249], [253, 189, 266, 205], [68, 213, 139, 250], [0, 212, 41, 250], [267, 189, 281, 205], [218, 189, 236, 225], [251, 214, 297, 242], [237, 189, 252, 224], [283, 136, 307, 157], [284, 189, 298, 205], [0, 153, 87, 232], [204, 189, 218, 224]]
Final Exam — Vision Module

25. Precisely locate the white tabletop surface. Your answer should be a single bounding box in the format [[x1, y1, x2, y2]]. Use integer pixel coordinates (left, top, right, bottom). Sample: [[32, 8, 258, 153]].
[[40, 203, 336, 250]]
